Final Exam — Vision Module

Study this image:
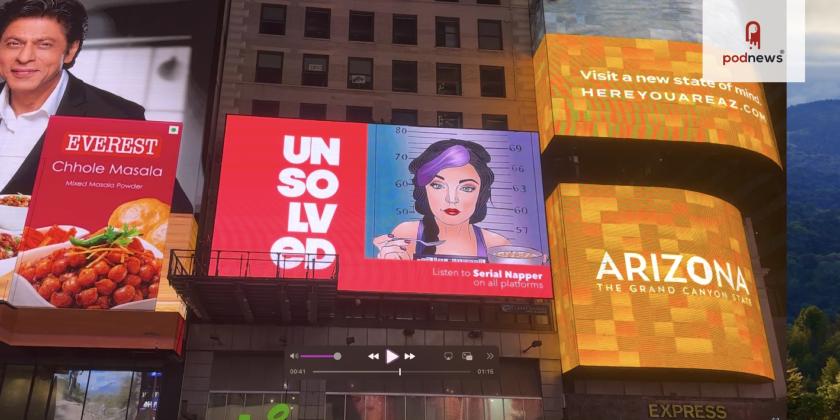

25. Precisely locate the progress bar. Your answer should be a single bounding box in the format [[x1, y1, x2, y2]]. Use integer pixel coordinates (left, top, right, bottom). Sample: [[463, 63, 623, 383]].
[[312, 369, 473, 377], [288, 346, 499, 379]]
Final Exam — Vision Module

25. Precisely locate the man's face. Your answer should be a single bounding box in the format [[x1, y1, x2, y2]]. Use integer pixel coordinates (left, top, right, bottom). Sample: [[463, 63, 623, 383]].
[[0, 17, 79, 98]]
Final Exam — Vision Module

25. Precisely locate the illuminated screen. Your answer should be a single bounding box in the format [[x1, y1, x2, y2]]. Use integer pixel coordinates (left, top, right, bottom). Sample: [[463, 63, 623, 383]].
[[212, 116, 552, 298], [547, 184, 773, 379], [0, 117, 181, 313], [533, 34, 780, 166], [0, 0, 222, 318]]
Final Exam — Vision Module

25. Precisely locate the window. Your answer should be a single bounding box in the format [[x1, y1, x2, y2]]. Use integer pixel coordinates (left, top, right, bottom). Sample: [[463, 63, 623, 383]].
[[480, 65, 506, 97], [252, 100, 280, 117], [485, 399, 504, 419], [436, 63, 461, 95], [347, 106, 373, 122], [393, 14, 417, 45], [347, 57, 373, 90], [406, 396, 425, 420], [478, 19, 503, 50], [255, 51, 283, 83], [392, 60, 418, 92], [435, 17, 460, 47], [437, 111, 463, 128], [259, 4, 286, 35], [326, 395, 346, 419], [349, 11, 374, 42], [482, 114, 508, 130], [302, 54, 329, 86], [426, 397, 445, 419], [1, 369, 165, 420], [300, 103, 327, 120], [304, 7, 330, 38], [386, 396, 407, 420], [392, 109, 418, 125]]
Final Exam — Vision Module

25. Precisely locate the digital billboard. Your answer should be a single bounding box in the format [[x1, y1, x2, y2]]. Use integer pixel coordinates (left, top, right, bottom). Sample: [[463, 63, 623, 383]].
[[547, 184, 773, 379], [533, 34, 781, 166], [0, 0, 222, 318], [0, 117, 181, 311], [212, 116, 553, 298]]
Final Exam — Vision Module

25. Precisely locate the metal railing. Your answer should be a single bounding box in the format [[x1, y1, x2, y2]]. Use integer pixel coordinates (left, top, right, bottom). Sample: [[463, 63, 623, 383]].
[[169, 249, 339, 281]]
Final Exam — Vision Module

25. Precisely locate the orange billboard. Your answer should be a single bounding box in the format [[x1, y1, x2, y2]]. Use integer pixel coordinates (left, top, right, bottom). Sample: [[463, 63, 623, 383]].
[[547, 184, 774, 380], [533, 34, 780, 166]]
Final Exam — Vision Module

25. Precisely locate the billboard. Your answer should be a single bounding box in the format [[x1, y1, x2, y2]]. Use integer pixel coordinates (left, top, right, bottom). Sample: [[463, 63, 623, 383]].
[[548, 184, 773, 379], [0, 0, 223, 318], [0, 117, 181, 311], [71, 0, 222, 209], [533, 34, 780, 166], [212, 116, 553, 298]]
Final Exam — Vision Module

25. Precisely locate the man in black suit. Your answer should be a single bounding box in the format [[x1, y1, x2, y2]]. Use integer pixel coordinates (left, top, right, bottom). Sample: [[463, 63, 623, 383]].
[[0, 0, 191, 211]]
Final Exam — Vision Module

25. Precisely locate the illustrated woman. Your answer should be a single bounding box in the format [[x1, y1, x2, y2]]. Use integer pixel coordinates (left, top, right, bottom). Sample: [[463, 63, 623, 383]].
[[374, 139, 509, 261]]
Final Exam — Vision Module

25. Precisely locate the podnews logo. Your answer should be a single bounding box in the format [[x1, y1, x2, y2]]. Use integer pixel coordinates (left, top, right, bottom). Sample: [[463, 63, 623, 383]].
[[746, 20, 760, 49], [722, 20, 783, 65], [702, 0, 804, 82]]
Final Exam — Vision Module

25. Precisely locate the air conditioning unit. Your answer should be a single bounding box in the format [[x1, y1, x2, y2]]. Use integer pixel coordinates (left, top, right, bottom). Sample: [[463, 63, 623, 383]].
[[349, 74, 369, 84], [306, 63, 325, 72]]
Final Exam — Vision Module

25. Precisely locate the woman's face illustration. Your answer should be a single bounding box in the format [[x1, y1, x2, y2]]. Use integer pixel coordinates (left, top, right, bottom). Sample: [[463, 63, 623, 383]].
[[425, 164, 481, 226]]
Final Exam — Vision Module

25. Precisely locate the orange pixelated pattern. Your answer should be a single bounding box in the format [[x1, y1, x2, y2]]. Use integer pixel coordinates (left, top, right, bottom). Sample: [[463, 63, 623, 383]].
[[548, 184, 774, 380], [534, 34, 781, 167]]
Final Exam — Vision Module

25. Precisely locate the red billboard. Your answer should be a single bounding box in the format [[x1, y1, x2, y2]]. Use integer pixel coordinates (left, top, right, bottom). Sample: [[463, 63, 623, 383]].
[[212, 116, 552, 298], [1, 117, 182, 310]]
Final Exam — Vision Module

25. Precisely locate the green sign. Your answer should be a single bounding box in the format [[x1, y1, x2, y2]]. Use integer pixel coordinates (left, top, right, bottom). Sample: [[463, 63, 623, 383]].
[[237, 403, 291, 420]]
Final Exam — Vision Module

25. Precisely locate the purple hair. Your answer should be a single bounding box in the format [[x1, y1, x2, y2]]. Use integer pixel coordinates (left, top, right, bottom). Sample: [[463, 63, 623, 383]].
[[415, 145, 471, 186]]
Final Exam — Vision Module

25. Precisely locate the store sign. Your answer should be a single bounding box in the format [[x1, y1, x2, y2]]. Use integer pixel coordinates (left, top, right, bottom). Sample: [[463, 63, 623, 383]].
[[648, 403, 728, 419], [0, 117, 182, 311], [500, 303, 550, 315], [212, 116, 552, 298], [548, 184, 773, 380], [532, 34, 780, 166]]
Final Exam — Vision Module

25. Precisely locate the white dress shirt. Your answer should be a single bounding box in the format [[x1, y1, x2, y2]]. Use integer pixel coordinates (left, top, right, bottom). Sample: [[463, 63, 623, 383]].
[[0, 70, 69, 191]]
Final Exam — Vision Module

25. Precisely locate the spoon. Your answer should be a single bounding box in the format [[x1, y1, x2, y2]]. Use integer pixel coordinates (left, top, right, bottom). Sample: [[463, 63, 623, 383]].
[[386, 235, 446, 247]]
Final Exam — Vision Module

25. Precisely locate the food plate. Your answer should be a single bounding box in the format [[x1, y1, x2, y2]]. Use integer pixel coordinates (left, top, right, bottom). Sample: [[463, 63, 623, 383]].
[[0, 226, 90, 277], [0, 258, 14, 276], [8, 237, 162, 310], [0, 194, 30, 232], [0, 229, 21, 275], [487, 245, 546, 266]]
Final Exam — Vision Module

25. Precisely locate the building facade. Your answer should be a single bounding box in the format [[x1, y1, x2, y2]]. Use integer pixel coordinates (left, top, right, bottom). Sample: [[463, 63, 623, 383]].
[[0, 0, 225, 418], [175, 1, 787, 420], [0, 0, 785, 419]]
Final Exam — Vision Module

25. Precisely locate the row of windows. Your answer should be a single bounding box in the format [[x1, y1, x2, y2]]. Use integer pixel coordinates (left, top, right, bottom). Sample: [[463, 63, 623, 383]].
[[260, 5, 504, 50], [255, 53, 507, 98], [207, 393, 542, 420], [251, 100, 510, 130]]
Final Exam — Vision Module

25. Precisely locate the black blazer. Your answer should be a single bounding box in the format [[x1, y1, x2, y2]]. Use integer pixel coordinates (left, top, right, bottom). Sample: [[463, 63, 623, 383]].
[[0, 72, 192, 212]]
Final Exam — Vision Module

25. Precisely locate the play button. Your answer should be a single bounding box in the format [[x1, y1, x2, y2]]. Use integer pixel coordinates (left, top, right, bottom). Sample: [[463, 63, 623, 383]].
[[385, 349, 399, 365]]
